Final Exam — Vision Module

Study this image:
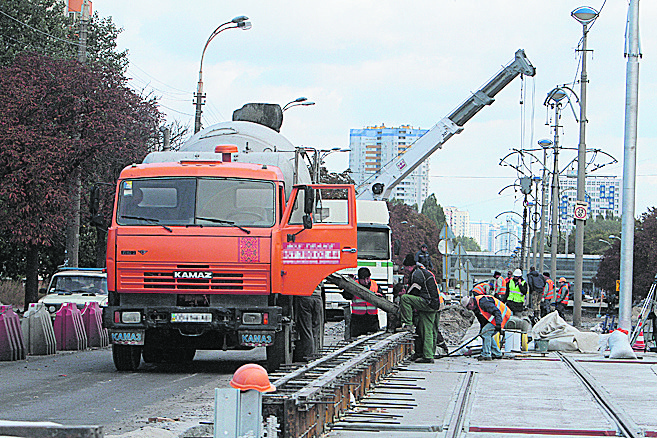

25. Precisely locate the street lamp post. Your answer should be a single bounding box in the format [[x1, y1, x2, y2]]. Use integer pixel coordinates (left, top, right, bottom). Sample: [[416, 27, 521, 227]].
[[545, 88, 567, 281], [194, 16, 251, 134], [572, 5, 598, 328]]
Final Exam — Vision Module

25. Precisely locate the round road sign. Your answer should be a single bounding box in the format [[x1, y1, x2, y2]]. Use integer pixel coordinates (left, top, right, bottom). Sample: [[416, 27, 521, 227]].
[[574, 204, 588, 220]]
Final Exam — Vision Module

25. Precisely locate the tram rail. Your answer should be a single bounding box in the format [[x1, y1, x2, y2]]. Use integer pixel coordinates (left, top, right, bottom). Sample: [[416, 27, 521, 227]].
[[262, 330, 414, 438]]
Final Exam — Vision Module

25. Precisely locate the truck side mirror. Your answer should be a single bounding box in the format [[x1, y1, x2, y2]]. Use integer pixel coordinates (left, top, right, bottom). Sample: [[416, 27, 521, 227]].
[[304, 186, 314, 215], [90, 185, 100, 216], [302, 214, 313, 230]]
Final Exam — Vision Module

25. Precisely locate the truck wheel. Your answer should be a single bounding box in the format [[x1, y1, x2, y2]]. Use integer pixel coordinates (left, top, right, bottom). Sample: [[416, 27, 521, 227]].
[[266, 324, 292, 372], [112, 344, 142, 371]]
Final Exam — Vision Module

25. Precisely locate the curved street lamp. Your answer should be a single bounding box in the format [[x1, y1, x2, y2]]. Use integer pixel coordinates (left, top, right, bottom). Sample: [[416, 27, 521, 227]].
[[194, 16, 252, 133], [572, 5, 599, 328]]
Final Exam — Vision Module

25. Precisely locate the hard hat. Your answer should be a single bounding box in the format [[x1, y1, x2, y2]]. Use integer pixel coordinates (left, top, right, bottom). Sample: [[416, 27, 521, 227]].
[[460, 296, 472, 308], [559, 277, 567, 283], [229, 363, 276, 393], [513, 269, 522, 277]]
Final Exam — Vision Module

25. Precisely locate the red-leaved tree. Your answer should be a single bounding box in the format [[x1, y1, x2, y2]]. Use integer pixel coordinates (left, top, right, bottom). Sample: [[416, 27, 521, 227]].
[[595, 208, 657, 302], [0, 54, 161, 308]]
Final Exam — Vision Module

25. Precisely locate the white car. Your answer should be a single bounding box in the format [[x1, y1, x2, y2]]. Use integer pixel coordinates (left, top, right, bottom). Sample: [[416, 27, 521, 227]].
[[38, 268, 108, 315]]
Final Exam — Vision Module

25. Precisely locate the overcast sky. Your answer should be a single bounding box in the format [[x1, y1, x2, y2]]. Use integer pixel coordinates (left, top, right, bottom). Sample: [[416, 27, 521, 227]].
[[93, 0, 656, 223]]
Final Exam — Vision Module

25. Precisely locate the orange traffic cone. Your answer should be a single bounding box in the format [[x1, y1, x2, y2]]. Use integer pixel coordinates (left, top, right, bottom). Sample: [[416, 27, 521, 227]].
[[632, 330, 646, 352]]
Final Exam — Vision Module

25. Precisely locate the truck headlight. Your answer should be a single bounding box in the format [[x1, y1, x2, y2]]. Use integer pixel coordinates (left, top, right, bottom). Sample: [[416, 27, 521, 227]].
[[242, 313, 263, 325], [121, 312, 141, 323]]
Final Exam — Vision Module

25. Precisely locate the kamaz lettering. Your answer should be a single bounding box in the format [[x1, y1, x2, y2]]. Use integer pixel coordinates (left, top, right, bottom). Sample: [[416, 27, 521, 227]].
[[174, 271, 213, 279], [111, 332, 142, 343], [241, 333, 273, 345]]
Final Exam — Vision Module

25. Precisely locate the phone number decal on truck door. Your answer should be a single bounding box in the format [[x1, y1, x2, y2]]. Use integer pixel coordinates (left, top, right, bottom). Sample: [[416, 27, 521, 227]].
[[283, 243, 340, 264]]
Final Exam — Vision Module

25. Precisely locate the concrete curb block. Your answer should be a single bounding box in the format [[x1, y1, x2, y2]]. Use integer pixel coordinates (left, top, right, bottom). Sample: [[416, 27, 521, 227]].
[[0, 420, 102, 438], [0, 305, 26, 361], [21, 303, 57, 355], [54, 303, 88, 351], [82, 302, 109, 348]]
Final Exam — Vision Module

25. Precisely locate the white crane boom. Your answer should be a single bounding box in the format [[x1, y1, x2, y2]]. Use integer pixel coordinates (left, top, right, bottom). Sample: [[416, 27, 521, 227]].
[[356, 49, 536, 201]]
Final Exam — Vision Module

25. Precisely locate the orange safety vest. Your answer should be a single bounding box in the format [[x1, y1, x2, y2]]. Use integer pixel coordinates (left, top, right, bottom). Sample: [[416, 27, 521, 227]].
[[472, 282, 491, 296], [475, 295, 512, 329], [351, 280, 379, 315], [557, 283, 569, 305], [543, 279, 555, 301], [494, 277, 506, 295]]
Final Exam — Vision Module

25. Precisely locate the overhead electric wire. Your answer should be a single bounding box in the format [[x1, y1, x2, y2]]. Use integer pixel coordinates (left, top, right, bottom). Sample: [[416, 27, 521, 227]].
[[128, 62, 191, 95], [0, 9, 81, 47]]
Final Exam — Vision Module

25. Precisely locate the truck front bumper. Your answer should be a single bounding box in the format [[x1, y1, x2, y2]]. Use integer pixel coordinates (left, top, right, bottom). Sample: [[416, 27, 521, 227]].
[[103, 306, 282, 347]]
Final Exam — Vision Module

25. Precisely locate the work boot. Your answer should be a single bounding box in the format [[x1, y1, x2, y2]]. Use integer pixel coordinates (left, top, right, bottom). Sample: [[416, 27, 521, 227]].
[[477, 356, 492, 361], [492, 354, 503, 360], [397, 324, 415, 333], [415, 357, 435, 364]]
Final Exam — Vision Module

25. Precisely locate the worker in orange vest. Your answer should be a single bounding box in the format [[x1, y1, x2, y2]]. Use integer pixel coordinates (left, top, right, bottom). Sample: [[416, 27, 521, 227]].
[[554, 277, 569, 320], [461, 295, 511, 361], [471, 280, 493, 296], [493, 271, 506, 300], [541, 273, 555, 318], [342, 267, 382, 338]]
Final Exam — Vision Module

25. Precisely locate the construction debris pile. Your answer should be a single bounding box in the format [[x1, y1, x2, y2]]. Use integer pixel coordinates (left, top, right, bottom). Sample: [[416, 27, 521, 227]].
[[439, 304, 475, 345]]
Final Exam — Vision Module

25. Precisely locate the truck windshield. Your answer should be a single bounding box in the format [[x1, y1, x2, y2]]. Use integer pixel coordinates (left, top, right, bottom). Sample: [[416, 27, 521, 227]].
[[357, 227, 390, 260], [117, 177, 275, 227]]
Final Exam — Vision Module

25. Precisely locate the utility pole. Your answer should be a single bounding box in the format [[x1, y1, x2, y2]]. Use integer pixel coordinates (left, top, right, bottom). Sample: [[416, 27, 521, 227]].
[[619, 0, 640, 331], [519, 176, 532, 272], [548, 96, 563, 281], [538, 139, 552, 274], [572, 6, 598, 329], [65, 0, 90, 268]]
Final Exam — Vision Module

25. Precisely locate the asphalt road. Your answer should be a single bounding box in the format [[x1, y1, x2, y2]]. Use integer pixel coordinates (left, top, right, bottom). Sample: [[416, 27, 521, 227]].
[[0, 346, 266, 436]]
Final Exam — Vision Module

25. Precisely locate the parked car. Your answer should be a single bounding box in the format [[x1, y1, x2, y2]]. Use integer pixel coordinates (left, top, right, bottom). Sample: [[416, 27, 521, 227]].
[[38, 268, 108, 315]]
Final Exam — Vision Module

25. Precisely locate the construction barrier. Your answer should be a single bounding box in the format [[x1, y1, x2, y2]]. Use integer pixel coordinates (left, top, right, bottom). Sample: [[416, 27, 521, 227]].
[[21, 303, 57, 355], [54, 303, 88, 351], [81, 302, 109, 348], [0, 305, 26, 361]]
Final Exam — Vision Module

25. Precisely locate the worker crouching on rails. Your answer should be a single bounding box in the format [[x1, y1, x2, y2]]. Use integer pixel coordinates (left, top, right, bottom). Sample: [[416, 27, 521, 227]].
[[461, 295, 511, 361], [342, 267, 383, 338], [399, 253, 442, 364]]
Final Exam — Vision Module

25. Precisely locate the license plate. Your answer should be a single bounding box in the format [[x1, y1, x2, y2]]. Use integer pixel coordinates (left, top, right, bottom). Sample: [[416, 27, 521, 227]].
[[110, 330, 145, 345], [239, 331, 275, 346], [171, 313, 212, 323]]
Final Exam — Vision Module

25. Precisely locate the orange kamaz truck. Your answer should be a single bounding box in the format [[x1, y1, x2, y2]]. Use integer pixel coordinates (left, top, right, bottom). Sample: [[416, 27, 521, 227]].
[[103, 145, 357, 371]]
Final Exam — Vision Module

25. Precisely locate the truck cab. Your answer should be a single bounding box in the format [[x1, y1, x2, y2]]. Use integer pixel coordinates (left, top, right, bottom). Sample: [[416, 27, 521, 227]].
[[104, 152, 357, 371]]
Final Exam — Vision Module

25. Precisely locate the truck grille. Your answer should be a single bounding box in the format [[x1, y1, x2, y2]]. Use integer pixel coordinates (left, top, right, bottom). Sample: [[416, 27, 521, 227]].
[[117, 264, 269, 294]]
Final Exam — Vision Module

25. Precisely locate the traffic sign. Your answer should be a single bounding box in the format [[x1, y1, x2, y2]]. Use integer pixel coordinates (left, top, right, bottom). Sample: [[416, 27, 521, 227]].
[[438, 240, 454, 255], [454, 243, 467, 257], [439, 225, 456, 240], [574, 201, 588, 220]]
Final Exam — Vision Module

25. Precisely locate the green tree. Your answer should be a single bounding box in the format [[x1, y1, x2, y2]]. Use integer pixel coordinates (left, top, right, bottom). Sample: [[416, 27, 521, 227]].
[[595, 208, 657, 301], [557, 215, 621, 254], [420, 193, 446, 231], [0, 0, 128, 72], [455, 235, 481, 252]]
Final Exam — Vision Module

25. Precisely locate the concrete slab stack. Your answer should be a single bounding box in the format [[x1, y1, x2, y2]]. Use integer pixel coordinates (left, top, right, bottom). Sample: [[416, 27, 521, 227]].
[[53, 302, 88, 351], [21, 303, 57, 355], [0, 305, 26, 361], [81, 302, 109, 348]]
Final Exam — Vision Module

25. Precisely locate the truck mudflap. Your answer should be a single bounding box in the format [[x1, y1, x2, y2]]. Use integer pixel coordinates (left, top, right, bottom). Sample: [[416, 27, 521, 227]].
[[238, 331, 276, 347], [110, 329, 145, 345]]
